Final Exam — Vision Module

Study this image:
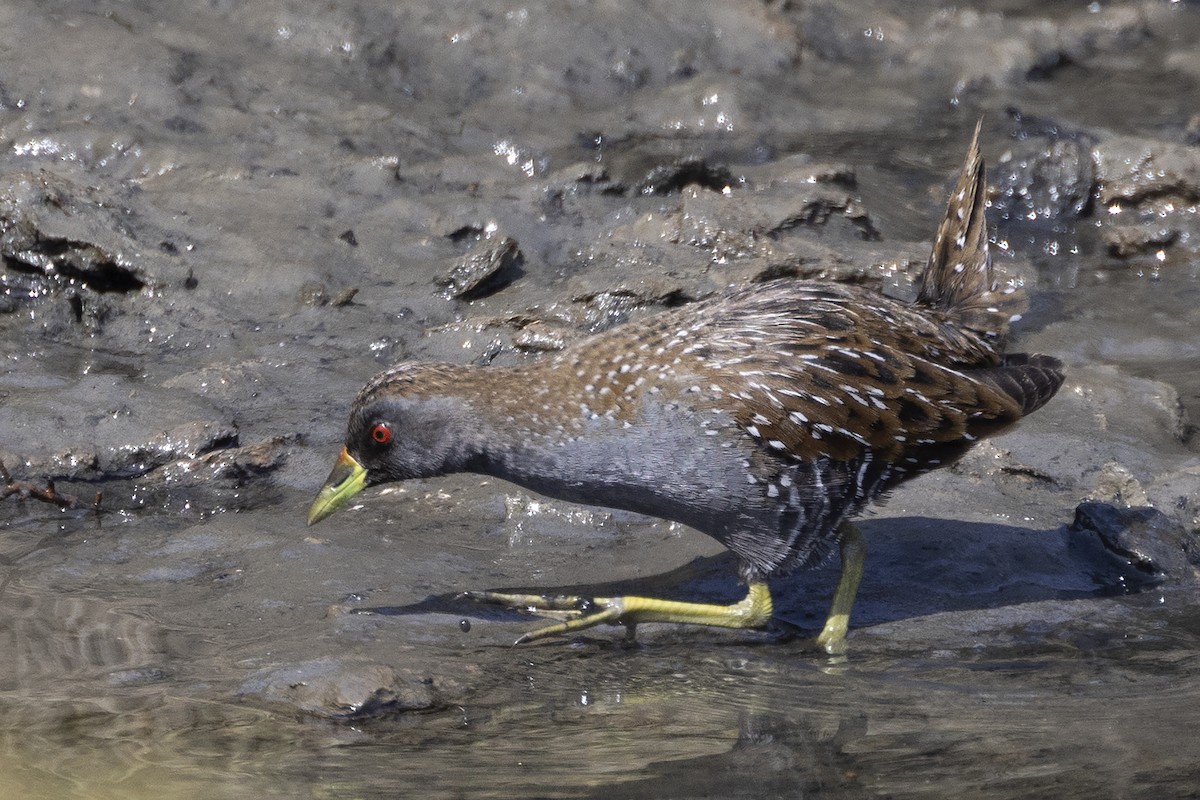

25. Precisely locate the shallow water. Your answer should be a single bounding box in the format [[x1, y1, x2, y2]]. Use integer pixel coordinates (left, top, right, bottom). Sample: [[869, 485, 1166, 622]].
[[5, 494, 1200, 798], [3, 1, 1200, 798], [4, 574, 1200, 799]]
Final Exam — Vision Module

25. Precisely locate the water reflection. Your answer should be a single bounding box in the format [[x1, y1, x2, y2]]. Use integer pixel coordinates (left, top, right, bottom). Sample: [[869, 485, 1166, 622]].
[[3, 576, 1200, 798], [3, 493, 1194, 798]]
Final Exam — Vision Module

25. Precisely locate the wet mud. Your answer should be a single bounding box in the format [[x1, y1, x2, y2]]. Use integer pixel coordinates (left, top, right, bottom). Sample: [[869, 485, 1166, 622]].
[[2, 1, 1200, 797]]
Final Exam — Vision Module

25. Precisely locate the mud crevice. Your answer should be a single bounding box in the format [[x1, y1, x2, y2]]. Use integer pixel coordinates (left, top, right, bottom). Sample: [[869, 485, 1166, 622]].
[[2, 238, 145, 294]]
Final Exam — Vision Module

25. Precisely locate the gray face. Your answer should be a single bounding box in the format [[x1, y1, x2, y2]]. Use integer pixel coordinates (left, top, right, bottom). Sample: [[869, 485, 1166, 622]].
[[346, 395, 477, 485]]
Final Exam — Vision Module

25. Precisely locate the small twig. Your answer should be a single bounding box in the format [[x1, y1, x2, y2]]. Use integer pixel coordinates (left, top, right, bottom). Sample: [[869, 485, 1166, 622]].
[[0, 457, 103, 513]]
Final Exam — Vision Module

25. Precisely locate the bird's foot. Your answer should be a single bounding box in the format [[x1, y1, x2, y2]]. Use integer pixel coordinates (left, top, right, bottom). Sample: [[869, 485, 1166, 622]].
[[813, 613, 850, 656], [459, 582, 773, 644], [457, 591, 624, 643]]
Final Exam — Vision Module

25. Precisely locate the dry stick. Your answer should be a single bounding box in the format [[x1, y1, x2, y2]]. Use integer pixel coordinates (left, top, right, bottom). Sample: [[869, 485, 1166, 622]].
[[0, 457, 103, 512]]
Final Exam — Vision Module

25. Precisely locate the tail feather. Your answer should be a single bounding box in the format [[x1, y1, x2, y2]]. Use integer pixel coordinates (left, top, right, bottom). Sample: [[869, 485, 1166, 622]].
[[916, 120, 1025, 343], [973, 354, 1065, 417]]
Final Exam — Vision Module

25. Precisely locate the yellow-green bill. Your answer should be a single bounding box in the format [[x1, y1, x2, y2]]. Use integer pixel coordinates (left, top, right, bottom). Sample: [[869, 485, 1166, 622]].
[[307, 447, 367, 525]]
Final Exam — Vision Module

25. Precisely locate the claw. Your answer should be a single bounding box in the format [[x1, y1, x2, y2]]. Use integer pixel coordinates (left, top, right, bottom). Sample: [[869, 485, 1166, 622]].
[[460, 582, 774, 643]]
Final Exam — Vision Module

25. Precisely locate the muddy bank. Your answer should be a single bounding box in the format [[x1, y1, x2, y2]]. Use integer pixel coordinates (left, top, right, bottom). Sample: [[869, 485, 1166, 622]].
[[2, 1, 1200, 797]]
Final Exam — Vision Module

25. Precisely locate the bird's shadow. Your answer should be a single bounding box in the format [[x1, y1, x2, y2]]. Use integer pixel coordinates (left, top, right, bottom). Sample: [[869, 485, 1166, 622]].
[[354, 514, 1157, 635]]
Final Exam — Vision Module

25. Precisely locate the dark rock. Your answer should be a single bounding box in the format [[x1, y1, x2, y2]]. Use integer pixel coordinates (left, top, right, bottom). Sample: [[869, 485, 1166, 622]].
[[238, 657, 441, 719], [145, 436, 290, 487], [439, 233, 523, 300], [103, 420, 239, 478], [44, 449, 102, 482], [1070, 501, 1198, 583]]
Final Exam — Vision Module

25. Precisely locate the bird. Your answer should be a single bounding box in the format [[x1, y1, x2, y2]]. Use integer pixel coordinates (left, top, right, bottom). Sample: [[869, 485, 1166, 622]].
[[308, 122, 1064, 653]]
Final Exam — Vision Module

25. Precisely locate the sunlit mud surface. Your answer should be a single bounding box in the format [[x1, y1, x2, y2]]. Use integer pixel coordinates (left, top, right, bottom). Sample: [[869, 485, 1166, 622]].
[[3, 1, 1200, 797]]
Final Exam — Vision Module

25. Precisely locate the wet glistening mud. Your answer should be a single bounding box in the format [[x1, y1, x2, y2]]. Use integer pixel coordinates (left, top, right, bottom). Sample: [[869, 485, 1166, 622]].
[[2, 2, 1199, 798]]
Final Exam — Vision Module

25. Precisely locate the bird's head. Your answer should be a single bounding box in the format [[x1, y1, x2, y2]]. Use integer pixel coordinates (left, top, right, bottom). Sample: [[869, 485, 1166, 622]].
[[307, 364, 480, 525]]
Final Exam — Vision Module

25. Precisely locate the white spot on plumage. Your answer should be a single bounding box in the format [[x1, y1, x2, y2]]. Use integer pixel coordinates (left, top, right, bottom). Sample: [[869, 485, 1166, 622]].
[[855, 457, 872, 500], [904, 387, 931, 403]]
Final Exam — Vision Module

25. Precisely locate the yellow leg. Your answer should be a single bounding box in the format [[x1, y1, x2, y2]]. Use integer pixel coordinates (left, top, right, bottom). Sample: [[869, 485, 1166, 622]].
[[814, 521, 866, 655], [461, 581, 773, 644]]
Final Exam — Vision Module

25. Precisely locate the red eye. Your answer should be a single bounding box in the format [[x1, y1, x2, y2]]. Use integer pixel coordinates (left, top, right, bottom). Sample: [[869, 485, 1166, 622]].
[[370, 423, 392, 445]]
